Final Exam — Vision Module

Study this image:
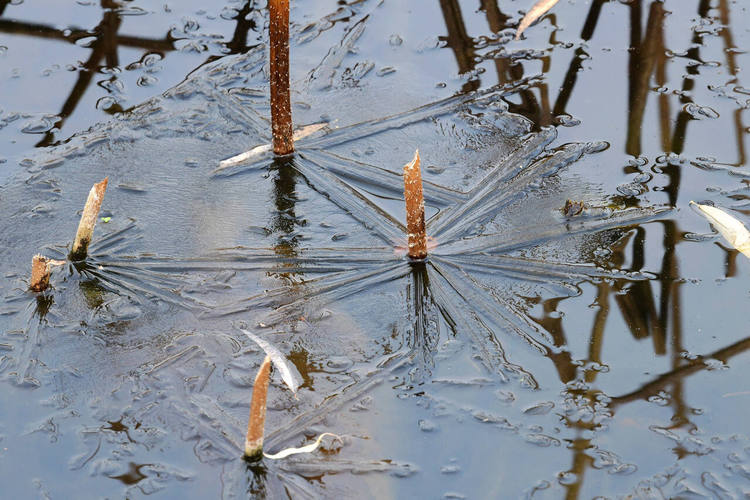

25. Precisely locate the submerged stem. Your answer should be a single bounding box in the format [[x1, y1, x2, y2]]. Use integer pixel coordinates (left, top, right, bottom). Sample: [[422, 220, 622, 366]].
[[269, 0, 294, 155], [403, 150, 427, 259], [244, 356, 272, 461]]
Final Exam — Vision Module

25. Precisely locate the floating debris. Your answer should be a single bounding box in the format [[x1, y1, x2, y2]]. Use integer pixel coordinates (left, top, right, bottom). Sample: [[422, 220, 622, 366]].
[[515, 0, 560, 40], [264, 433, 342, 460], [690, 201, 750, 257], [563, 199, 585, 217], [240, 328, 302, 394]]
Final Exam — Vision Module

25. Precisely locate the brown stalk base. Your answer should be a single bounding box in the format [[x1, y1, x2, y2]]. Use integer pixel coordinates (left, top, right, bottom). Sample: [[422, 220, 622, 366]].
[[403, 150, 428, 259], [30, 255, 51, 292], [269, 0, 294, 155], [70, 177, 109, 261], [244, 356, 272, 461]]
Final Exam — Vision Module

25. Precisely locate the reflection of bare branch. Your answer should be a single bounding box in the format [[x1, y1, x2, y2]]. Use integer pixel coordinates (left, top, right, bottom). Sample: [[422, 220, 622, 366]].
[[611, 335, 750, 407], [36, 10, 123, 147], [439, 0, 480, 93], [0, 19, 173, 51]]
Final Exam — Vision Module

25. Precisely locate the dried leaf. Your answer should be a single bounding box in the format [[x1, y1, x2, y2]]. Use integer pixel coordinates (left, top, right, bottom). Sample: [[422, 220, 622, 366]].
[[240, 328, 302, 394], [263, 433, 342, 460], [515, 0, 560, 40], [217, 122, 328, 169], [690, 201, 750, 257]]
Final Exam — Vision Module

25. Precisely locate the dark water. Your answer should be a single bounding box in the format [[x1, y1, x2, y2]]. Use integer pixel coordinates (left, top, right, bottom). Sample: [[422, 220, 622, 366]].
[[1, 0, 749, 498]]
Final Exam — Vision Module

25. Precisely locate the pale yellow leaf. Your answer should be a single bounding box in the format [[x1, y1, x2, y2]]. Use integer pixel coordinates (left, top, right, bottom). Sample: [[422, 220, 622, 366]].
[[515, 0, 560, 40], [690, 201, 750, 257]]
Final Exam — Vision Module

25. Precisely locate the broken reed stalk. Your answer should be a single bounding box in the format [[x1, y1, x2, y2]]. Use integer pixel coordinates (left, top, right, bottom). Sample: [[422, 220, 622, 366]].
[[269, 0, 294, 155], [244, 355, 272, 461], [403, 150, 428, 259], [69, 177, 108, 261], [30, 255, 51, 292]]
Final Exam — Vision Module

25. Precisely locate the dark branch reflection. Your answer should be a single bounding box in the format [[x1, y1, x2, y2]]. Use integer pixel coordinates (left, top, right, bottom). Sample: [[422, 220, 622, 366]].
[[0, 0, 257, 147]]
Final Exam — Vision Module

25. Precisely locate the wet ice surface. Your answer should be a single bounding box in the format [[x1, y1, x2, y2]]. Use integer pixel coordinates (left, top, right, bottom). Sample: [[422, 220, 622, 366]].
[[2, 0, 750, 498]]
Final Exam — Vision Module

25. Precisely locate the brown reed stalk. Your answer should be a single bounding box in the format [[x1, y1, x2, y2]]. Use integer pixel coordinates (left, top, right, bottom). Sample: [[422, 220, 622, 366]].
[[30, 255, 51, 292], [403, 150, 428, 259], [269, 0, 294, 155], [70, 177, 108, 261], [244, 355, 272, 460]]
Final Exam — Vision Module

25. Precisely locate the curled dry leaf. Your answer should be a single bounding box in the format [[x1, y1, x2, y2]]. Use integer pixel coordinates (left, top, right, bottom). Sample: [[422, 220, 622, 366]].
[[263, 432, 343, 460], [240, 328, 302, 394], [690, 201, 750, 257], [515, 0, 560, 40]]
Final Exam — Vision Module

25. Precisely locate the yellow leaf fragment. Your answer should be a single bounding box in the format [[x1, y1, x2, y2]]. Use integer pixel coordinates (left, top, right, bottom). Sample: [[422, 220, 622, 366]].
[[263, 433, 342, 460], [690, 201, 750, 257], [515, 0, 560, 40]]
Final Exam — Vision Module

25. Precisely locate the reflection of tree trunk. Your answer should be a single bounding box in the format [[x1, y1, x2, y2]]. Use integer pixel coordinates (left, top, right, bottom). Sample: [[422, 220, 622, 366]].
[[655, 10, 671, 152], [480, 0, 546, 126], [271, 157, 301, 260], [0, 0, 10, 16], [586, 282, 608, 384], [408, 262, 438, 382], [671, 0, 709, 158], [438, 0, 480, 93], [563, 433, 593, 500], [552, 0, 606, 116], [613, 227, 665, 350], [718, 0, 746, 166], [626, 1, 665, 157]]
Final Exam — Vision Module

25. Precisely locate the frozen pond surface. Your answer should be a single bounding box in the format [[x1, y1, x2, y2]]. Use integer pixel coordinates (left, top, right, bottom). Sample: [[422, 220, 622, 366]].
[[1, 0, 750, 498]]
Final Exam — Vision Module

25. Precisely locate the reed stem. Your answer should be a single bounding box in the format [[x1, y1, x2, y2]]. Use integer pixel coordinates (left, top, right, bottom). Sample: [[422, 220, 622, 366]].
[[30, 255, 51, 292], [403, 150, 428, 259], [244, 355, 272, 461], [269, 0, 294, 155], [69, 177, 108, 261]]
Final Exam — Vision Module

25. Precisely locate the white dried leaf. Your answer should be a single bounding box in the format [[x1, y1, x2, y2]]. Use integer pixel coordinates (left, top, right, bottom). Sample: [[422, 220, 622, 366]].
[[240, 329, 302, 394], [263, 433, 342, 460], [515, 0, 560, 40], [217, 122, 328, 169], [690, 201, 750, 257]]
